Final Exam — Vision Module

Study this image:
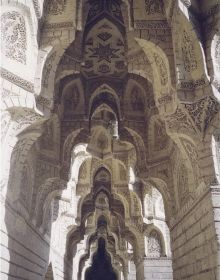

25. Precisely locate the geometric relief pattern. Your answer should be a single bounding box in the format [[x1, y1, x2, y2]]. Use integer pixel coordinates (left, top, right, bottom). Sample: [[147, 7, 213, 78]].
[[87, 0, 123, 24], [3, 2, 220, 279], [82, 22, 126, 78], [1, 11, 27, 64], [82, 0, 126, 79], [89, 43, 119, 63], [98, 32, 112, 41]]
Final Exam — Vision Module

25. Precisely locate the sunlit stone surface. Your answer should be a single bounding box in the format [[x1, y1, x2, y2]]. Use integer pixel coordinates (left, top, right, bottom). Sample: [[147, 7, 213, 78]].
[[1, 1, 220, 279]]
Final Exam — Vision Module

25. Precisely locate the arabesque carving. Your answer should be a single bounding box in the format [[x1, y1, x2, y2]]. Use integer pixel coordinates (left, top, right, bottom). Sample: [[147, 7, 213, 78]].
[[1, 11, 27, 64], [184, 97, 220, 133], [47, 0, 66, 15], [148, 230, 162, 257], [182, 30, 197, 73]]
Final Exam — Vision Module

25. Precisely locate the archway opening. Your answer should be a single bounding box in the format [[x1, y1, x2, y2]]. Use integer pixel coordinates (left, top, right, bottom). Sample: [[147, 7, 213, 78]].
[[85, 238, 117, 280]]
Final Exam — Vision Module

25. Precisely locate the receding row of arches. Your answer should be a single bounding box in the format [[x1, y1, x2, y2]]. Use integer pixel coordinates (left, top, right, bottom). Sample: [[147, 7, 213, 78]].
[[45, 165, 171, 280], [1, 1, 220, 280]]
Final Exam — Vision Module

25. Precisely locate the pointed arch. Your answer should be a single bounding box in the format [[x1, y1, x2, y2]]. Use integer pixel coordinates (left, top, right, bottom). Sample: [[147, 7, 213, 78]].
[[135, 38, 176, 116]]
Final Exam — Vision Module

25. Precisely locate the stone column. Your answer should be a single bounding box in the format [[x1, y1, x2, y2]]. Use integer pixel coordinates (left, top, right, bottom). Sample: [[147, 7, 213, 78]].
[[135, 257, 145, 280]]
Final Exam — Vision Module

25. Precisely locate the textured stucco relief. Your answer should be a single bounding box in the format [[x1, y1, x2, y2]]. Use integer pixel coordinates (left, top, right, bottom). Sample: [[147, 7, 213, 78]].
[[181, 29, 197, 73], [46, 0, 66, 15], [1, 11, 27, 64], [147, 230, 163, 257], [1, 1, 220, 280]]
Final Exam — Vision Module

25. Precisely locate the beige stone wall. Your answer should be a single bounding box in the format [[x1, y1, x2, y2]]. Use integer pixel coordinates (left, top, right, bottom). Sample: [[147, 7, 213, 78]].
[[143, 258, 173, 280], [1, 201, 50, 279], [170, 186, 220, 280], [1, 197, 72, 280]]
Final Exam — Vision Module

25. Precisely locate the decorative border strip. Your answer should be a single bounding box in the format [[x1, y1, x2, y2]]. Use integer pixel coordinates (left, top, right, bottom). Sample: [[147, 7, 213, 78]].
[[44, 21, 74, 29], [0, 68, 34, 93], [143, 257, 172, 260], [134, 20, 170, 29], [32, 0, 41, 18], [180, 78, 206, 90]]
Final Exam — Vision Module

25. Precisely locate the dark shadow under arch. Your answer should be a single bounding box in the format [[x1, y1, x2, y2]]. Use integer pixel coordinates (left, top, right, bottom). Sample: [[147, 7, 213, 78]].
[[85, 238, 117, 280]]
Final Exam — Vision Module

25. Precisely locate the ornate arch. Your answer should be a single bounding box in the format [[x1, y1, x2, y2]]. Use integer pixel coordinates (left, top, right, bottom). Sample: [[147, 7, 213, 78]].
[[135, 38, 176, 116], [34, 177, 67, 226], [144, 177, 173, 221]]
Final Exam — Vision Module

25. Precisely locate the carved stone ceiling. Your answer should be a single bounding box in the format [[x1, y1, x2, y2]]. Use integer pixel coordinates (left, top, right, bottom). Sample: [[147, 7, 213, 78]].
[[57, 0, 128, 80], [55, 0, 174, 165]]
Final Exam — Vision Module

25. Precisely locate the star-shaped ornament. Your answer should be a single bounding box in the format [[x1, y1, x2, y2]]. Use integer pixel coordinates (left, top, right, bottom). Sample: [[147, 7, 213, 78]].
[[89, 43, 119, 63]]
